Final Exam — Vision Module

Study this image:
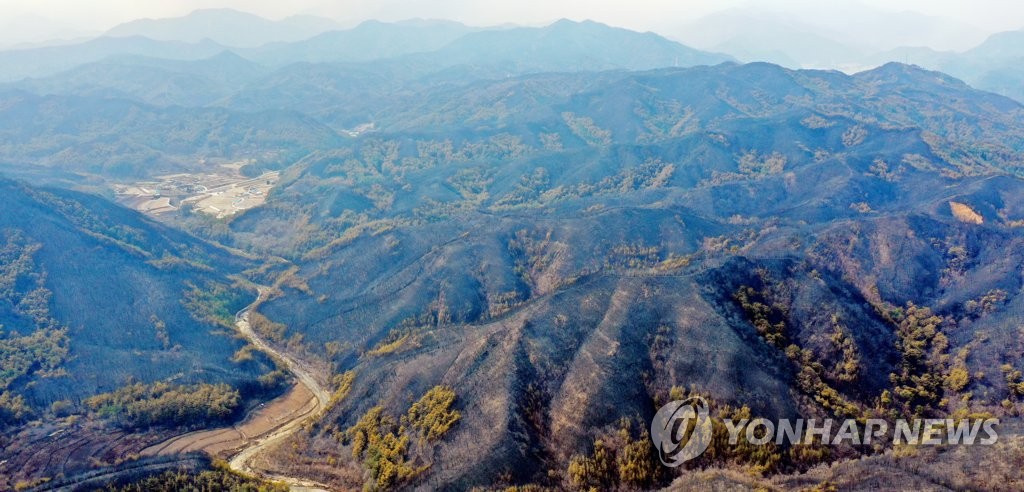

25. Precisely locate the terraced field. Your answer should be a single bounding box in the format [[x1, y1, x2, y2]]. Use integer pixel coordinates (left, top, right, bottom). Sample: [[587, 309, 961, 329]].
[[140, 383, 318, 456]]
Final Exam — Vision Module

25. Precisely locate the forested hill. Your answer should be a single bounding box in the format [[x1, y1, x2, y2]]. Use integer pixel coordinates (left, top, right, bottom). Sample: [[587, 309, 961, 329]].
[[0, 178, 277, 423], [226, 62, 1024, 489], [3, 13, 1024, 488]]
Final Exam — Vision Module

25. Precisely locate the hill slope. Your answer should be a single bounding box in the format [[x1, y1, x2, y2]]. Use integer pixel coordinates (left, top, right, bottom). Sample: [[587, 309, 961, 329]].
[[222, 62, 1024, 489], [9, 51, 268, 107], [0, 90, 341, 177], [0, 178, 279, 413]]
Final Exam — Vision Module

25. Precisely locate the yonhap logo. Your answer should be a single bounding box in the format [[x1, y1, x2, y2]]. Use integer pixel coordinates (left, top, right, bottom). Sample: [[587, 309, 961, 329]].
[[649, 397, 999, 469], [650, 396, 713, 467]]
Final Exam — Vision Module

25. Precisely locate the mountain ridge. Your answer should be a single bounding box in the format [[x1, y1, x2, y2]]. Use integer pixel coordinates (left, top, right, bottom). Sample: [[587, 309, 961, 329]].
[[104, 8, 342, 48]]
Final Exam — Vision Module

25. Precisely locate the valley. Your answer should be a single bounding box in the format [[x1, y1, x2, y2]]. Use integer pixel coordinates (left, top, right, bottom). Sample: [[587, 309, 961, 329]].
[[8, 289, 332, 491], [142, 288, 331, 491], [2, 5, 1024, 492]]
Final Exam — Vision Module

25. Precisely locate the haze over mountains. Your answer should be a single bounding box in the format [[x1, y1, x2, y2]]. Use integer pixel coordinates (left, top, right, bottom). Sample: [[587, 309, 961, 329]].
[[866, 30, 1024, 103], [3, 3, 1024, 491], [0, 6, 1020, 103], [0, 14, 96, 49], [671, 3, 989, 61], [104, 8, 343, 47]]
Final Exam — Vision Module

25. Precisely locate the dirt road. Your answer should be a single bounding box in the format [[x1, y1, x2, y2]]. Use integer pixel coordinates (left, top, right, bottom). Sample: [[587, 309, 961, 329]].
[[143, 288, 333, 491], [233, 288, 331, 409]]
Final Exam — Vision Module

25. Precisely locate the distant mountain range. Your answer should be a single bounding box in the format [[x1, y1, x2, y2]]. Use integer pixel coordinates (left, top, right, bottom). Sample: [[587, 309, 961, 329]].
[[0, 89, 341, 177], [0, 14, 96, 49], [2, 7, 1021, 105], [245, 19, 478, 65], [2, 19, 734, 133], [667, 7, 1024, 104], [865, 29, 1024, 102], [936, 30, 1024, 101], [671, 1, 987, 62], [0, 36, 229, 83], [0, 17, 733, 84], [9, 51, 269, 107], [104, 8, 342, 48], [5, 6, 1024, 490], [422, 19, 731, 73]]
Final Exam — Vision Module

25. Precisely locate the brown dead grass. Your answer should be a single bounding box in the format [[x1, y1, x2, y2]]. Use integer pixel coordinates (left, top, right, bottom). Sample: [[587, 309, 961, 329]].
[[950, 201, 983, 224], [140, 383, 317, 458]]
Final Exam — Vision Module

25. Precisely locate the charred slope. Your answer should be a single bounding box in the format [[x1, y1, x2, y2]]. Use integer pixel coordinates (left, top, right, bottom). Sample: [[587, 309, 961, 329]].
[[0, 178, 275, 408], [235, 63, 1024, 487]]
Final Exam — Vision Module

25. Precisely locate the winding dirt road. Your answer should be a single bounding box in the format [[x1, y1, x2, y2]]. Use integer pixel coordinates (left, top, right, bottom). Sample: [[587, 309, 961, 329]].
[[228, 288, 331, 489], [143, 288, 333, 491]]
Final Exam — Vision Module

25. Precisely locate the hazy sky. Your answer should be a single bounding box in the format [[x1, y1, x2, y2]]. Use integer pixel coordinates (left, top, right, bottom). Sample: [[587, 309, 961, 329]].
[[0, 0, 1022, 44]]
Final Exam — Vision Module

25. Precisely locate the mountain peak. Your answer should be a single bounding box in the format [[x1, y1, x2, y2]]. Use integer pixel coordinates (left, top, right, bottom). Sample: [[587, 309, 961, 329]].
[[856, 61, 960, 84], [182, 8, 263, 18], [205, 49, 253, 64], [394, 18, 470, 28], [426, 20, 733, 74], [967, 29, 1024, 59], [547, 18, 606, 30]]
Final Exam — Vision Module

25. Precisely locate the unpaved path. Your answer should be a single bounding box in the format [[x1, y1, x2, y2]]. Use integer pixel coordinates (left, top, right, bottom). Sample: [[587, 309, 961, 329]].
[[144, 288, 333, 491]]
